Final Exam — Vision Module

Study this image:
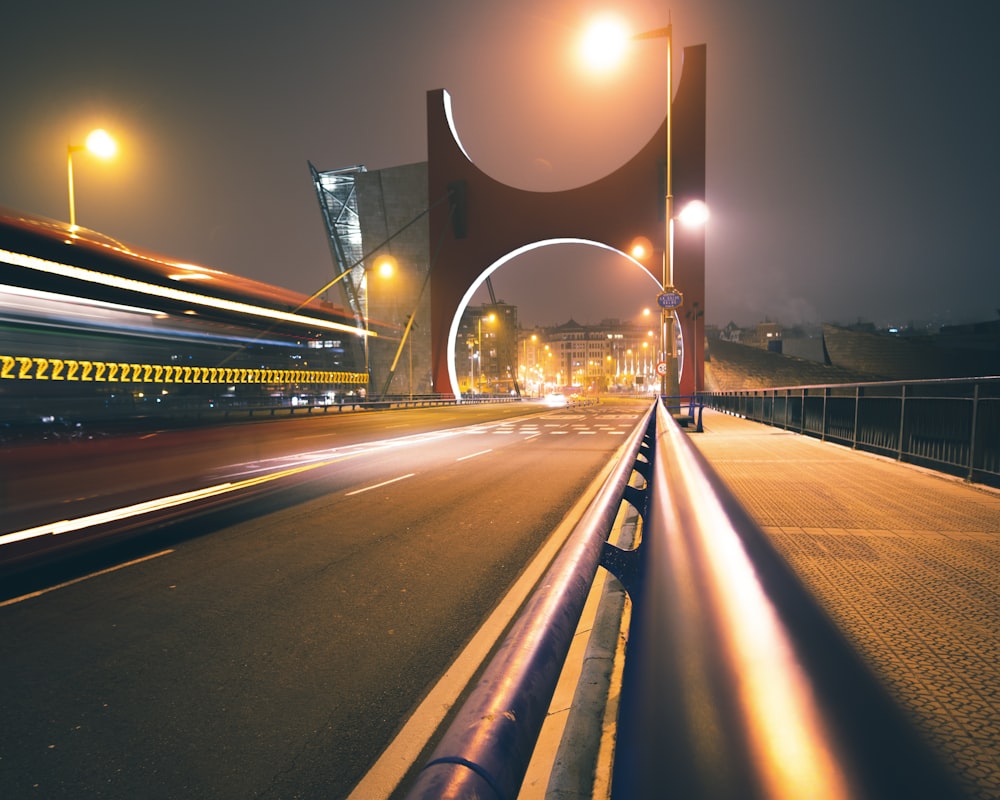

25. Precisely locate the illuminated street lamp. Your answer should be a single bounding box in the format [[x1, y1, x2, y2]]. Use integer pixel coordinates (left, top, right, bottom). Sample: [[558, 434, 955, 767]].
[[477, 312, 496, 391], [303, 252, 395, 391], [362, 255, 396, 387], [67, 128, 116, 230], [582, 18, 707, 408], [521, 333, 538, 395], [631, 22, 681, 403]]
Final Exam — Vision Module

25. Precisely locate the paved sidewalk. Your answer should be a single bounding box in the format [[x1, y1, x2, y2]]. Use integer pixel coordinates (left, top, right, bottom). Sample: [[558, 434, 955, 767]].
[[689, 409, 1000, 800]]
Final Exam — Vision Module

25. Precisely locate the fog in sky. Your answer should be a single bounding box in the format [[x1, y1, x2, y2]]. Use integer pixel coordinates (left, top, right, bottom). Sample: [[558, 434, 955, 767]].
[[2, 0, 998, 329]]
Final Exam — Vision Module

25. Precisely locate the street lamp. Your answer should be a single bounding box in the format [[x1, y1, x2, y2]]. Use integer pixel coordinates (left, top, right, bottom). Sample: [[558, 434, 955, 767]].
[[67, 128, 116, 230], [302, 253, 395, 393], [582, 19, 707, 408], [362, 255, 396, 390], [477, 312, 496, 392], [629, 22, 679, 404], [522, 333, 538, 395]]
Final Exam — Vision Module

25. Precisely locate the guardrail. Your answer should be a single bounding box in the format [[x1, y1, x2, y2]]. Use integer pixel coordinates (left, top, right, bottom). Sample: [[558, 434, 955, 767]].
[[402, 401, 654, 799], [402, 399, 968, 799], [0, 394, 525, 442], [661, 394, 705, 431], [703, 376, 1000, 487], [225, 393, 521, 418]]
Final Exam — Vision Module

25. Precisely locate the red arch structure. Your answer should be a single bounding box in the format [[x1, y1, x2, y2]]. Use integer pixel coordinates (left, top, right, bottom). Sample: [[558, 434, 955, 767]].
[[427, 44, 706, 398]]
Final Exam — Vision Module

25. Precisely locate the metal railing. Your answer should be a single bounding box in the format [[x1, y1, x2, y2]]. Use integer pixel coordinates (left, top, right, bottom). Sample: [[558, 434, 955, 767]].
[[402, 399, 968, 799], [402, 402, 654, 799], [223, 393, 521, 417], [661, 393, 706, 431], [703, 377, 1000, 487], [0, 394, 526, 442]]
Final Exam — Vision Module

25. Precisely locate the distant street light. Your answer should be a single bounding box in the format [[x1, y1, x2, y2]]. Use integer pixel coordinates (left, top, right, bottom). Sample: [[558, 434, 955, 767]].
[[477, 312, 496, 391], [677, 199, 710, 228], [302, 252, 398, 391], [362, 256, 395, 387], [67, 129, 116, 230]]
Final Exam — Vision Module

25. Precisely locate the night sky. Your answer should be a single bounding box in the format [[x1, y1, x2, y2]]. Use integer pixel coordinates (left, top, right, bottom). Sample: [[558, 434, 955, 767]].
[[3, 0, 998, 329]]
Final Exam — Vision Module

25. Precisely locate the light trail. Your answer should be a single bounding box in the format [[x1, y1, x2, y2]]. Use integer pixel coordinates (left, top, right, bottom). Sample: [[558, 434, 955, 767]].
[[0, 462, 325, 548]]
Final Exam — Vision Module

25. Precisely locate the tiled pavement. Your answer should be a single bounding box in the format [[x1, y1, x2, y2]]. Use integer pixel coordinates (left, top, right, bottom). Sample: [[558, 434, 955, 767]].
[[688, 409, 1000, 800]]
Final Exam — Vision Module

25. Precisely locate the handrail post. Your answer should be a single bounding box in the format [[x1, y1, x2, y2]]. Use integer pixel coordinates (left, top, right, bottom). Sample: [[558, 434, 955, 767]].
[[897, 383, 907, 461], [853, 385, 862, 449], [822, 386, 830, 441], [968, 382, 979, 482]]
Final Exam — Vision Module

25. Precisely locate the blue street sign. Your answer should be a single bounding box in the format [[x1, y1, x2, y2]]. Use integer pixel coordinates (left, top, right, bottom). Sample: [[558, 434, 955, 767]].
[[657, 289, 684, 309]]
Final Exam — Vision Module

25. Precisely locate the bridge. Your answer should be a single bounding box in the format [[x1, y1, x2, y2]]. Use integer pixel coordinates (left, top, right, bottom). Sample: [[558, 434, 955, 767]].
[[1, 380, 996, 799]]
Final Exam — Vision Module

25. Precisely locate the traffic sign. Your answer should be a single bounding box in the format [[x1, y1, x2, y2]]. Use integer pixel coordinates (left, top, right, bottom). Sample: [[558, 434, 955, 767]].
[[657, 289, 684, 309], [655, 360, 668, 376]]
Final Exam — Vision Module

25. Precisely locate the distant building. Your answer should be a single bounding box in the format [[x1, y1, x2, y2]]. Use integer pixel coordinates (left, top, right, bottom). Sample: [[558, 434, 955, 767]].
[[310, 161, 432, 397], [740, 319, 782, 352], [457, 302, 518, 395], [718, 321, 743, 342], [518, 317, 661, 395]]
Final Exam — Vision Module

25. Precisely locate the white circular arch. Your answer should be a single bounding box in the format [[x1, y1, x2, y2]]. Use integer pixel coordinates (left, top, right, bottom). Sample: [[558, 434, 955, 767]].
[[447, 237, 672, 399]]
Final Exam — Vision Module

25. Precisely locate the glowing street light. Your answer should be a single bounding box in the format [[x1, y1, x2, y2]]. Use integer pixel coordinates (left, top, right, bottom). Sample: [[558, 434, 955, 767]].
[[361, 256, 396, 388], [373, 254, 397, 280], [579, 15, 629, 72], [67, 128, 116, 230], [477, 312, 497, 391], [678, 199, 709, 228], [298, 251, 397, 390]]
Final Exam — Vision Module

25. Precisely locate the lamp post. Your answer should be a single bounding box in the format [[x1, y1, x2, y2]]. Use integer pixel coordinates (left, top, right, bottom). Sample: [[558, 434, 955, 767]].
[[583, 19, 708, 407], [313, 253, 394, 392], [522, 333, 537, 396], [477, 312, 496, 392], [363, 256, 395, 390], [67, 129, 116, 230], [629, 23, 679, 405]]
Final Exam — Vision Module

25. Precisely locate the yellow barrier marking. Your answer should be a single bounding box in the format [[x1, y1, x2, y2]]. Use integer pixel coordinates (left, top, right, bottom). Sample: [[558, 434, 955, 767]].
[[0, 353, 367, 385]]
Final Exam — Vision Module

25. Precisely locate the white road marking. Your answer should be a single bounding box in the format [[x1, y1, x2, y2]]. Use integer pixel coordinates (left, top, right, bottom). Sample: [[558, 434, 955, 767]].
[[344, 473, 415, 496], [344, 433, 633, 800], [0, 550, 174, 607], [457, 449, 493, 462]]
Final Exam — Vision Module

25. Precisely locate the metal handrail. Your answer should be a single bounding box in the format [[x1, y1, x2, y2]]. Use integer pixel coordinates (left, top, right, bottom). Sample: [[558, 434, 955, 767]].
[[402, 402, 655, 799], [612, 400, 966, 799], [704, 376, 1000, 486]]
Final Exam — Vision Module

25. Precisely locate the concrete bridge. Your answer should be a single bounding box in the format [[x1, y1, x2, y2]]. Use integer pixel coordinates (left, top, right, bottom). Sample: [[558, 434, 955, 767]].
[[453, 403, 999, 800]]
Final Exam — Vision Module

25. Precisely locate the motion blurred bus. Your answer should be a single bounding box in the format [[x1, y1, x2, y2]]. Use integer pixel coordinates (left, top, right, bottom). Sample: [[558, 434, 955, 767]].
[[0, 208, 374, 429]]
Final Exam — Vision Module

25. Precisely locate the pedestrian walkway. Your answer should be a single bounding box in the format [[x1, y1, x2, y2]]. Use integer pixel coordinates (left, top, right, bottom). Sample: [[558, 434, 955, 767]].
[[688, 409, 1000, 800]]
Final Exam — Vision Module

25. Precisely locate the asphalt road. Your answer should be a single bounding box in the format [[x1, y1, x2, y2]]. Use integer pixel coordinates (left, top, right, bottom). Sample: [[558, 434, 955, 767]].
[[0, 399, 649, 799]]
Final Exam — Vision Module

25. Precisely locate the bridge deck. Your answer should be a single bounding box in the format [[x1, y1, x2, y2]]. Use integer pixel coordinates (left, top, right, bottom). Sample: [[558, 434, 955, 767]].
[[689, 409, 1000, 799]]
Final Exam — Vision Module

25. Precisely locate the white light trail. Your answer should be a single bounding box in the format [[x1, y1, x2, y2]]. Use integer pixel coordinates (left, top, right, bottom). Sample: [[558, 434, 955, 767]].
[[1, 247, 371, 337]]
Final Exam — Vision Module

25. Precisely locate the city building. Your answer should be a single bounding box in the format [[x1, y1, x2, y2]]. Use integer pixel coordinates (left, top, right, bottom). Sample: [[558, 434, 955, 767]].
[[518, 317, 662, 397], [456, 302, 519, 395]]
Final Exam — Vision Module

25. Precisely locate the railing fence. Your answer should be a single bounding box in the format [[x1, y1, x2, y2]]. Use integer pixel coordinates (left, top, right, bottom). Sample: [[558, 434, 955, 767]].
[[704, 377, 1000, 487]]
